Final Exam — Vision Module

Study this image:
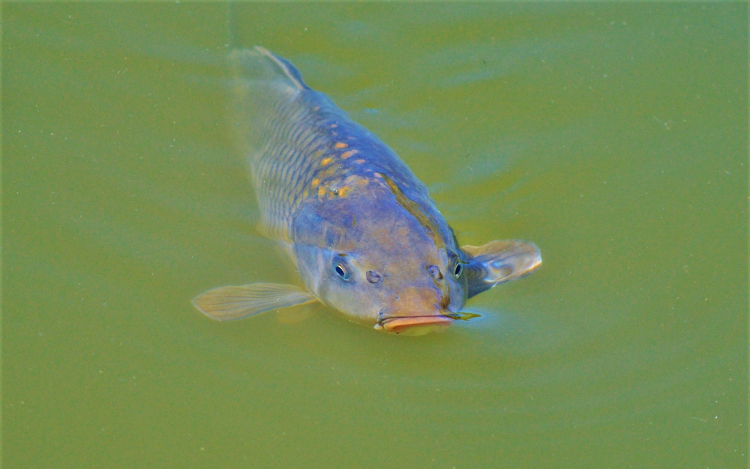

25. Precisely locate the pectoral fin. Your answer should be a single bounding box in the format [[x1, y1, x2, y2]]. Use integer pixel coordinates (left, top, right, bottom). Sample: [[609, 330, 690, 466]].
[[462, 240, 542, 298], [192, 283, 319, 321]]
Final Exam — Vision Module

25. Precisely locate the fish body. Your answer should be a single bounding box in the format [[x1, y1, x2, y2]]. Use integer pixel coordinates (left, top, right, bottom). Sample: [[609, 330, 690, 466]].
[[193, 47, 542, 335]]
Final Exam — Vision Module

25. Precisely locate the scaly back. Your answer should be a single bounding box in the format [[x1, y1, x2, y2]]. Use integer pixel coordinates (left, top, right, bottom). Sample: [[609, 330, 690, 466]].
[[230, 47, 451, 247], [230, 47, 351, 241]]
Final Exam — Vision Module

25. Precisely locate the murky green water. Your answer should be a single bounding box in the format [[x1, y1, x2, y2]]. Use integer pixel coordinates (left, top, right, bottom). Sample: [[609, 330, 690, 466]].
[[4, 3, 746, 468]]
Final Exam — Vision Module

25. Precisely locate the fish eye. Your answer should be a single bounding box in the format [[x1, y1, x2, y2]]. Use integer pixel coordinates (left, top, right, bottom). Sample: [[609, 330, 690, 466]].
[[366, 271, 382, 284], [334, 261, 351, 281], [453, 263, 463, 278]]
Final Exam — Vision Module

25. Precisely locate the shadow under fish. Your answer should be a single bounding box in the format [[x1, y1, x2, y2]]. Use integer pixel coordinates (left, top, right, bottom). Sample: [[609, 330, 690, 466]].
[[193, 47, 542, 336]]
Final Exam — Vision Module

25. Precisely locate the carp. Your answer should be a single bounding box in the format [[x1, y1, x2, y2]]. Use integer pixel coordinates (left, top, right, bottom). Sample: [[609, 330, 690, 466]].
[[193, 47, 541, 335]]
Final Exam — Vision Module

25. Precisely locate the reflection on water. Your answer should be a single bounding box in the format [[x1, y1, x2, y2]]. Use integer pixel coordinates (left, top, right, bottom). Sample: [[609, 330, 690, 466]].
[[4, 3, 746, 468]]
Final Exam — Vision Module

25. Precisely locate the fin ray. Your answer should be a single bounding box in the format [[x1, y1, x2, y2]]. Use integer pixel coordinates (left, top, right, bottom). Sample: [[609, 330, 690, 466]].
[[229, 47, 308, 93], [192, 283, 318, 321], [462, 240, 542, 298], [252, 46, 309, 90]]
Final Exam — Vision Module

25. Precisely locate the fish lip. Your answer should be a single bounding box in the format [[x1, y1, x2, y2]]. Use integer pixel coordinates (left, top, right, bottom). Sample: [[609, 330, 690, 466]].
[[376, 313, 454, 333]]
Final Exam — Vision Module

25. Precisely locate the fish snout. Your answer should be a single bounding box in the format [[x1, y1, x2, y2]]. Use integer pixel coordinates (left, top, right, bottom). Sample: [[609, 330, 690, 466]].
[[374, 287, 453, 335]]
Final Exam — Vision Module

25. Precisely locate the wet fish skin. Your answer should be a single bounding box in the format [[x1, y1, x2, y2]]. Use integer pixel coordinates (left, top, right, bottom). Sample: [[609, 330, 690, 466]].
[[192, 47, 542, 334]]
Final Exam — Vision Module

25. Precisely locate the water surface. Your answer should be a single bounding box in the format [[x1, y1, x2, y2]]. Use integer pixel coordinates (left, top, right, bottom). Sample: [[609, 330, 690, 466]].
[[4, 3, 746, 468]]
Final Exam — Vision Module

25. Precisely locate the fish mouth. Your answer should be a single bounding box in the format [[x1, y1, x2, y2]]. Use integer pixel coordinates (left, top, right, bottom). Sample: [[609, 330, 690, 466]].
[[375, 313, 454, 335]]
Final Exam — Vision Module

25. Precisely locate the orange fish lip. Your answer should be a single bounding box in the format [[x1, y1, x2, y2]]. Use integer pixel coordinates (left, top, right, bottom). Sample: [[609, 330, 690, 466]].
[[378, 315, 454, 334]]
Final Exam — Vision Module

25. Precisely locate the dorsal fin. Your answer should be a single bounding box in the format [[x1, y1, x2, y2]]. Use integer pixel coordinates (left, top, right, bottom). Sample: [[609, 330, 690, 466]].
[[253, 46, 309, 90], [230, 46, 309, 92]]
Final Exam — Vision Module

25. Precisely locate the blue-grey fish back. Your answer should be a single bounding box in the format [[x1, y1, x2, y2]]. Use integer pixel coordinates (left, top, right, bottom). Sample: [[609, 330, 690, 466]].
[[229, 47, 448, 244]]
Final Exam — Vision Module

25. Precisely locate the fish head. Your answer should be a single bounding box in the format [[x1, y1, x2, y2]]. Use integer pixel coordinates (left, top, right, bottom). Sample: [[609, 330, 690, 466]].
[[293, 182, 468, 335]]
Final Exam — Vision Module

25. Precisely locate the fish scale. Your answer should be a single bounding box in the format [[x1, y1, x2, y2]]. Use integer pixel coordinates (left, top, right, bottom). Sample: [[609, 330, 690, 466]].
[[242, 90, 346, 239], [231, 48, 443, 244]]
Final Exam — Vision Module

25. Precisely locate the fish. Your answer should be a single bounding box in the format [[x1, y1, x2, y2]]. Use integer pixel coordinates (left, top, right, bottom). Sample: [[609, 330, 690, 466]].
[[192, 47, 542, 335]]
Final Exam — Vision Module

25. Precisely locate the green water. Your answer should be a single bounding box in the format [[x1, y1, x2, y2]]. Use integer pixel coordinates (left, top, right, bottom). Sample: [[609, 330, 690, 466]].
[[4, 3, 746, 468]]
